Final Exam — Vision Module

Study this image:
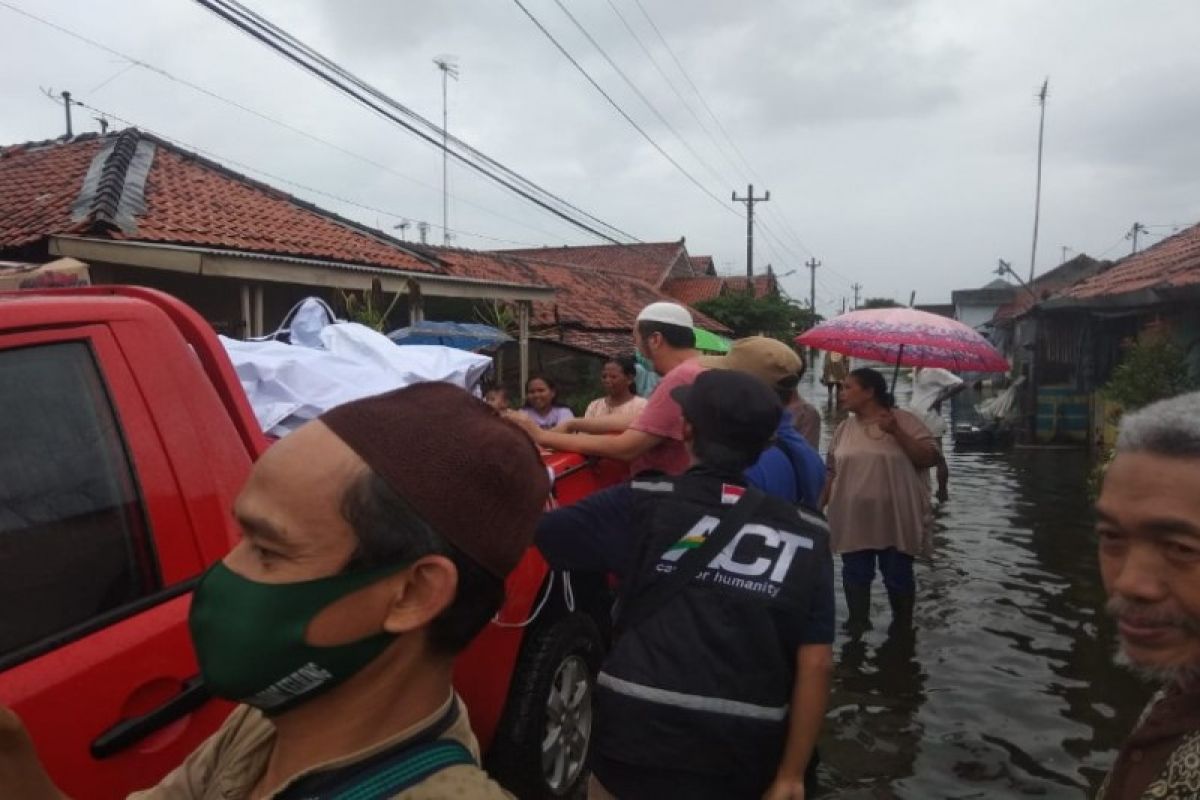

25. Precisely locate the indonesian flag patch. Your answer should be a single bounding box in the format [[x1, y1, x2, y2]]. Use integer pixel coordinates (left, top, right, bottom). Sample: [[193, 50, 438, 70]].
[[720, 484, 745, 505]]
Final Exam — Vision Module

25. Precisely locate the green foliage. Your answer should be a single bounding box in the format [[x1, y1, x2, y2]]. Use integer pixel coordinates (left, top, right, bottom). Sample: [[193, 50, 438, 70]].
[[860, 297, 901, 309], [694, 292, 819, 339], [474, 300, 519, 335], [1102, 335, 1196, 412], [340, 288, 403, 331]]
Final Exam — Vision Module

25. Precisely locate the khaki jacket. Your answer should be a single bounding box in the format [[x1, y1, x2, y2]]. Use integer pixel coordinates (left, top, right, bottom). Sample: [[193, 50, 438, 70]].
[[129, 694, 512, 799]]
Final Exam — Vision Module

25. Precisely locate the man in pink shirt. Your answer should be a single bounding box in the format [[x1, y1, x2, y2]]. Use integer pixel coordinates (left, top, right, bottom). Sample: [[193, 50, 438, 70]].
[[511, 302, 703, 476]]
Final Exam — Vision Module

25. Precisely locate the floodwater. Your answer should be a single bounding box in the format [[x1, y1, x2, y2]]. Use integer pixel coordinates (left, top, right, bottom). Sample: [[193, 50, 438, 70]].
[[807, 380, 1153, 799]]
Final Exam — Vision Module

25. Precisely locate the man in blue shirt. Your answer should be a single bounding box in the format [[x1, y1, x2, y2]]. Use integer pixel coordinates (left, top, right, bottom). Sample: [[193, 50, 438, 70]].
[[701, 336, 826, 508]]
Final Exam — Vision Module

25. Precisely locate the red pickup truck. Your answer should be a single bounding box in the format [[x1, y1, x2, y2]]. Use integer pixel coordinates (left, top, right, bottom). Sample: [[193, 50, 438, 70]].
[[0, 285, 624, 799]]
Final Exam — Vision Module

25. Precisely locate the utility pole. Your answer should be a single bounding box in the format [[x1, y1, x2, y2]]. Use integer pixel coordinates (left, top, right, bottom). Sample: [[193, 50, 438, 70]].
[[1127, 222, 1147, 254], [841, 297, 847, 314], [1060, 245, 1072, 264], [61, 90, 73, 138], [805, 258, 820, 325], [1029, 78, 1049, 283], [851, 282, 862, 310], [433, 56, 459, 246], [732, 184, 770, 280]]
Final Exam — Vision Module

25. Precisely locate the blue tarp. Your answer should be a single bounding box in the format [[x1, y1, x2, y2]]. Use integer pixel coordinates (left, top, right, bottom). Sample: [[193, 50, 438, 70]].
[[387, 320, 512, 352]]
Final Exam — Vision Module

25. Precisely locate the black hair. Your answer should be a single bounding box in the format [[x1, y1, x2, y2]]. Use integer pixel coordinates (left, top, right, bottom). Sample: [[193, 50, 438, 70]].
[[523, 374, 568, 409], [691, 438, 765, 474], [849, 367, 896, 409], [636, 320, 695, 350], [605, 355, 639, 396], [341, 471, 504, 656]]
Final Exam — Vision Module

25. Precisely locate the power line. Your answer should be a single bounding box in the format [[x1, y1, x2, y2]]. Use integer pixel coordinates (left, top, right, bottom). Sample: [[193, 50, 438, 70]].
[[551, 0, 734, 197], [512, 0, 737, 215], [193, 0, 638, 244], [49, 93, 550, 248], [631, 0, 818, 257], [205, 0, 620, 237], [604, 0, 748, 187], [0, 0, 583, 244]]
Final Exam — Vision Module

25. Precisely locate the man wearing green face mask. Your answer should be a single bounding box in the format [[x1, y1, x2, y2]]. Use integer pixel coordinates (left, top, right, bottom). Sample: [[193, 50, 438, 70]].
[[0, 382, 550, 799]]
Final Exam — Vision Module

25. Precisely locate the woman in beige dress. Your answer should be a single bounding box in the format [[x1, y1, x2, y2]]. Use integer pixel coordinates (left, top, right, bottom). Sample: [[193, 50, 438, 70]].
[[824, 367, 938, 634]]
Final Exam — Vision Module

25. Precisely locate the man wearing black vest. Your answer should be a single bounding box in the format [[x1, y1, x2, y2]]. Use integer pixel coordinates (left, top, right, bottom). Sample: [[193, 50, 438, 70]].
[[536, 369, 835, 799]]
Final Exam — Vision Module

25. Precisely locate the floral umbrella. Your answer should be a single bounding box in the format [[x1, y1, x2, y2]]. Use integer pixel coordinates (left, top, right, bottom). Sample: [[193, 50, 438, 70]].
[[795, 308, 1008, 384]]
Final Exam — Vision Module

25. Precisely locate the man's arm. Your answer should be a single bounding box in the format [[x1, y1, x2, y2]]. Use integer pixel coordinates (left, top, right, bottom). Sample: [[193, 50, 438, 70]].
[[764, 644, 833, 799], [536, 484, 637, 576], [0, 708, 68, 800], [532, 425, 664, 463], [557, 415, 631, 435]]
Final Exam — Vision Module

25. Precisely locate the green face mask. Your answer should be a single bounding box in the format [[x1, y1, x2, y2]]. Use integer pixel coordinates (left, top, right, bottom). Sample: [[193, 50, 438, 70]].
[[189, 561, 406, 715]]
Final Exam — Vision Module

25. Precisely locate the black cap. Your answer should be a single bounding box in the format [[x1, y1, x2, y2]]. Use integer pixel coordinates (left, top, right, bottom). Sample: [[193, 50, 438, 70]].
[[671, 369, 781, 453]]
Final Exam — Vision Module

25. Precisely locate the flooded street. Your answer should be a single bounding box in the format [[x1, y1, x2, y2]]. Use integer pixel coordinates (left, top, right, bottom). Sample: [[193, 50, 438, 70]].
[[807, 382, 1154, 798]]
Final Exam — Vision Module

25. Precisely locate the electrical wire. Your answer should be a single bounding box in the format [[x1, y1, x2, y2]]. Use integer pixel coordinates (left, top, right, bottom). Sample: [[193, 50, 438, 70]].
[[631, 0, 820, 259], [193, 0, 638, 244], [0, 0, 585, 244], [605, 0, 748, 185], [550, 0, 735, 200], [512, 0, 737, 216], [210, 0, 637, 243]]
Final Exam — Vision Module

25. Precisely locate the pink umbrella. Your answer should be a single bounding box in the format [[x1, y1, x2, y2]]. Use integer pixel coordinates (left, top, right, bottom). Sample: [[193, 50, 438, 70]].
[[795, 307, 1009, 377]]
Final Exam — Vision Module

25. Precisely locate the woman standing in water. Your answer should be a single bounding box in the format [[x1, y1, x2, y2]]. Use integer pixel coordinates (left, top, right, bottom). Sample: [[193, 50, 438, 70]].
[[824, 367, 937, 634]]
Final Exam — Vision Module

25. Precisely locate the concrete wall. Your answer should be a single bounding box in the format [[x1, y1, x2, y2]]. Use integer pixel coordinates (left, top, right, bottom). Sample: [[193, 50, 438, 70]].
[[955, 302, 1001, 332]]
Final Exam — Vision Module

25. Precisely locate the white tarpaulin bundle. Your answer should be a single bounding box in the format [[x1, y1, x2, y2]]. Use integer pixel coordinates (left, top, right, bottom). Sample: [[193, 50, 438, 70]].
[[222, 318, 492, 437], [977, 376, 1027, 423]]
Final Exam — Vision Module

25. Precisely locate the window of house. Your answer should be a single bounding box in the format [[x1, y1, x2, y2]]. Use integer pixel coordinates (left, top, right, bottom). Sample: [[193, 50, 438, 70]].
[[0, 341, 158, 660]]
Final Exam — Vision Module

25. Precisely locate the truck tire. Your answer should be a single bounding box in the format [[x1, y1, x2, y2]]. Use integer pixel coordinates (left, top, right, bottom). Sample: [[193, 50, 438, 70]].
[[487, 612, 604, 799]]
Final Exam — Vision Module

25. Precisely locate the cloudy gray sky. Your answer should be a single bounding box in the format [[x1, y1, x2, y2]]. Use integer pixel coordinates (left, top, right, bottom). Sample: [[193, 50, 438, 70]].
[[3, 0, 1199, 315]]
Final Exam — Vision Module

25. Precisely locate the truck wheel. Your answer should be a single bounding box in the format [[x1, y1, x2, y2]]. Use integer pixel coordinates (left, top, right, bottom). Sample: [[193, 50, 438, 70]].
[[487, 612, 604, 799]]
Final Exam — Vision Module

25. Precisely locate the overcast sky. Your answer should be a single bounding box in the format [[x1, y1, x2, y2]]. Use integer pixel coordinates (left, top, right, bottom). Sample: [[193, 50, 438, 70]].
[[4, 0, 1199, 315]]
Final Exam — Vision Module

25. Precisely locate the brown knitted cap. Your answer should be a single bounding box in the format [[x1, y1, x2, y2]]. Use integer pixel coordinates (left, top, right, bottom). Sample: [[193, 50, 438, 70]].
[[320, 382, 550, 578]]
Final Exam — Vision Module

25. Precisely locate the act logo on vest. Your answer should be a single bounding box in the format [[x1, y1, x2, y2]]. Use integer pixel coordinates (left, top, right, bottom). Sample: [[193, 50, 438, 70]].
[[660, 504, 814, 599]]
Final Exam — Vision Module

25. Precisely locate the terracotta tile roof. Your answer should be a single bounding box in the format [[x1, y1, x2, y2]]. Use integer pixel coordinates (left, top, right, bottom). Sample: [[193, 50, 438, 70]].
[[993, 255, 1108, 322], [539, 330, 635, 358], [0, 136, 101, 248], [0, 129, 440, 273], [0, 129, 725, 345], [662, 274, 776, 306], [391, 245, 729, 336], [1052, 222, 1200, 304], [689, 255, 716, 276], [723, 275, 776, 298], [500, 240, 688, 288], [663, 276, 725, 305]]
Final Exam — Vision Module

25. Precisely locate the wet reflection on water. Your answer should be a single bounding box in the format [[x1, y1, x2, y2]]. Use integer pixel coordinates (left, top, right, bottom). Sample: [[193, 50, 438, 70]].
[[805, 381, 1152, 798]]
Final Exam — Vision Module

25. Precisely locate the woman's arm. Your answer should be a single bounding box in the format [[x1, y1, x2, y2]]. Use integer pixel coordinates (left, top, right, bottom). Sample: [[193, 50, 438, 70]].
[[879, 410, 937, 469]]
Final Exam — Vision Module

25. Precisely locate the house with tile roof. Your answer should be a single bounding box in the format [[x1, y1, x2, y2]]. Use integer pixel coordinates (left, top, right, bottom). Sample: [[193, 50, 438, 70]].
[[0, 128, 729, 399], [1001, 223, 1200, 444], [498, 242, 778, 310]]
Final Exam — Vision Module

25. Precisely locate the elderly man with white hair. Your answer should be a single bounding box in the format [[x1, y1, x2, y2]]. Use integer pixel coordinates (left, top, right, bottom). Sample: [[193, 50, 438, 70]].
[[1095, 390, 1200, 800]]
